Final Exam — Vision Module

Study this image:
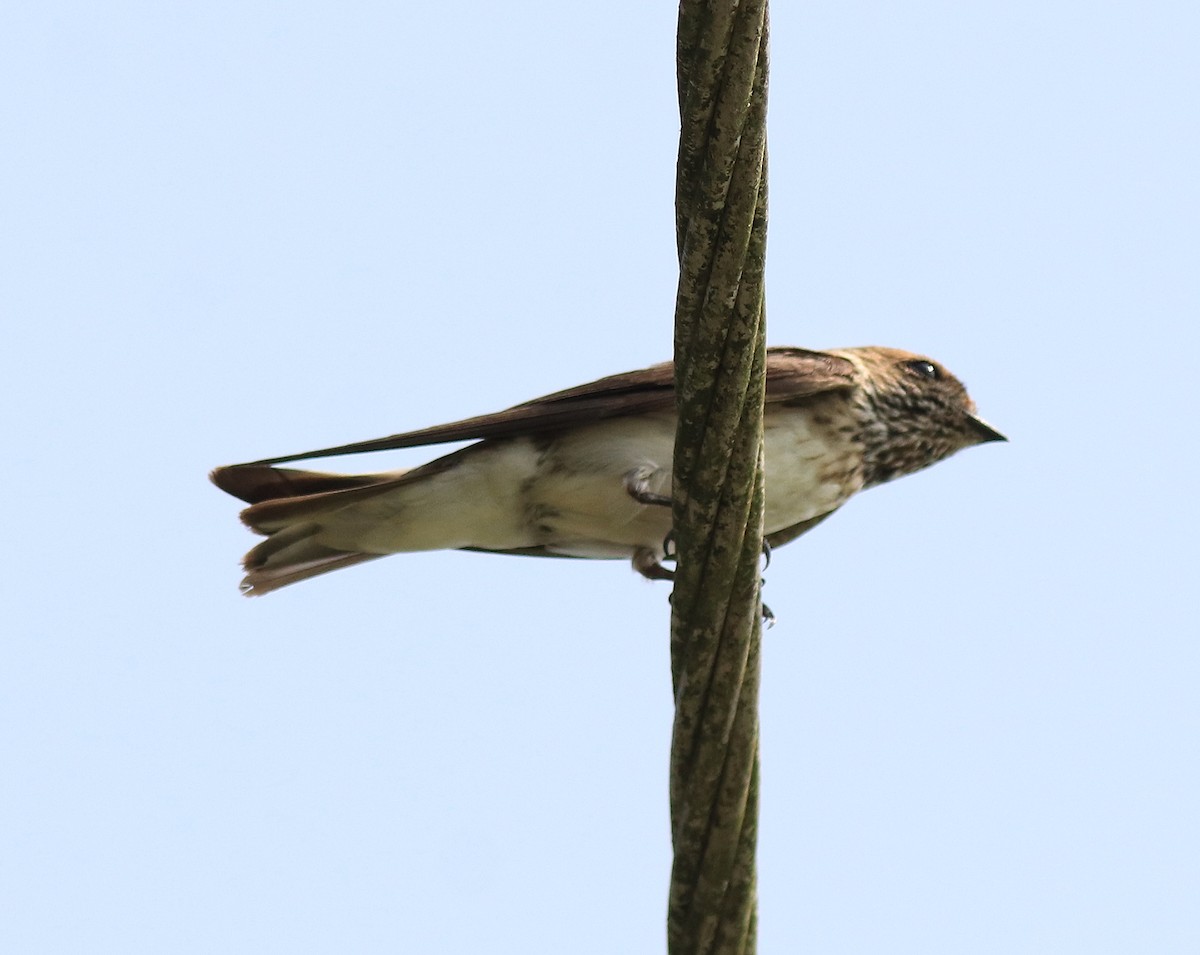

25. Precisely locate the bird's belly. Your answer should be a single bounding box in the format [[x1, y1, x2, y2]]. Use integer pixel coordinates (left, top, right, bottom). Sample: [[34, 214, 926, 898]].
[[339, 403, 864, 561], [524, 415, 676, 555], [528, 469, 674, 555], [522, 409, 862, 555]]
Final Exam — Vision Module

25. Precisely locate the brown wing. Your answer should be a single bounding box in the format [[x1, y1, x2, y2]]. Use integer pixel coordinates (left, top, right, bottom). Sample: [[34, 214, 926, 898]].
[[229, 347, 856, 467]]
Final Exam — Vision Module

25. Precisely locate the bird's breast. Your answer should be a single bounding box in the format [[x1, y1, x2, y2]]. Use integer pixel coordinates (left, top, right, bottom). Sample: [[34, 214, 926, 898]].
[[762, 403, 865, 531]]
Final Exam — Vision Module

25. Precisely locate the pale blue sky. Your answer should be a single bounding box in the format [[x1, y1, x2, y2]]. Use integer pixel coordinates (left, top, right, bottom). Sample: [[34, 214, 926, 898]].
[[3, 1, 1197, 952]]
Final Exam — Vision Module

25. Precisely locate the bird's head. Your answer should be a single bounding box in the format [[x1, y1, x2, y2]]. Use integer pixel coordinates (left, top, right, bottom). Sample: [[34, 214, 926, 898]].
[[833, 346, 1006, 487]]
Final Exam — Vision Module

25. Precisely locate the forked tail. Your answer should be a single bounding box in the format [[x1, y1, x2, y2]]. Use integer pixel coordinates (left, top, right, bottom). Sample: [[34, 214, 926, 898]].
[[211, 465, 393, 595]]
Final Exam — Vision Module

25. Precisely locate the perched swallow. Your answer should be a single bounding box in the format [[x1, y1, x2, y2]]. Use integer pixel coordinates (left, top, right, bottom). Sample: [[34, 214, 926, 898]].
[[211, 346, 1004, 595]]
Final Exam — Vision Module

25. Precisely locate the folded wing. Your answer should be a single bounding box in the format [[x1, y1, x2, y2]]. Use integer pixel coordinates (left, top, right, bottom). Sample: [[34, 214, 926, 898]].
[[223, 347, 856, 467]]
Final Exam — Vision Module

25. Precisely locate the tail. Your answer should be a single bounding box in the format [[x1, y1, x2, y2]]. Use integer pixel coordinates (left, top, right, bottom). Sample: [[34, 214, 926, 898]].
[[211, 465, 396, 596]]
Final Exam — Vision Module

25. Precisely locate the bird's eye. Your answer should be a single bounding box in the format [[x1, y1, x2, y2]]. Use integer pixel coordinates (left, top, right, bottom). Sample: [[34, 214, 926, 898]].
[[903, 359, 940, 381]]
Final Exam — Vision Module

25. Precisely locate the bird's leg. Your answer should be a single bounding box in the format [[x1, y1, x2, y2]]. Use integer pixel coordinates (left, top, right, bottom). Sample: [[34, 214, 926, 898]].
[[632, 546, 675, 581], [625, 467, 676, 580], [624, 468, 771, 620], [623, 466, 672, 507]]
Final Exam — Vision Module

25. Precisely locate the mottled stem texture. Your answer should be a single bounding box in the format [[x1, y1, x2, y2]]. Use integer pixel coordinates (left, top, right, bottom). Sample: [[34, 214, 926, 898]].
[[669, 1, 770, 954]]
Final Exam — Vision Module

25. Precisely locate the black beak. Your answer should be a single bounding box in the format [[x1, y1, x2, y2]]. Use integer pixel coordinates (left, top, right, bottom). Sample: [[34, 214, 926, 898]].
[[966, 413, 1007, 444]]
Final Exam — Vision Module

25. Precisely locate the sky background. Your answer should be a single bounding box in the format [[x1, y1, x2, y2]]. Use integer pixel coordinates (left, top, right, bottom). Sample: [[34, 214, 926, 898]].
[[3, 1, 1197, 952]]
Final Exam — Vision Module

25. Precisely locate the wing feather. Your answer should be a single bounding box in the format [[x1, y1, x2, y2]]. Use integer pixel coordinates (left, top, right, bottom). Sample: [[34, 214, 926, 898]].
[[229, 347, 855, 467]]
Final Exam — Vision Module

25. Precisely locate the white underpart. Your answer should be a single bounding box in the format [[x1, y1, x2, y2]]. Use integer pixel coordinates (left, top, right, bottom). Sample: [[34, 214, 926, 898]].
[[310, 407, 863, 560], [526, 414, 678, 559], [761, 407, 863, 530], [316, 439, 545, 554]]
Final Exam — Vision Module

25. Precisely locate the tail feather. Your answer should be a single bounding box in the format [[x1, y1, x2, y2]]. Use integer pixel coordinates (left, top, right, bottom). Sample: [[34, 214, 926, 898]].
[[211, 465, 392, 505], [237, 520, 384, 596], [239, 482, 394, 534], [242, 553, 382, 595], [212, 465, 415, 535], [211, 466, 396, 596]]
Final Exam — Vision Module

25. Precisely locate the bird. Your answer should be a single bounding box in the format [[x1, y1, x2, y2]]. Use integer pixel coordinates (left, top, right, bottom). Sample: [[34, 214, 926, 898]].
[[211, 346, 1005, 596]]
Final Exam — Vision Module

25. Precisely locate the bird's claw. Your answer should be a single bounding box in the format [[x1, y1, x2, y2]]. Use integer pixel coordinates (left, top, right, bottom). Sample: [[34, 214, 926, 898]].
[[647, 530, 775, 625], [662, 530, 677, 562]]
